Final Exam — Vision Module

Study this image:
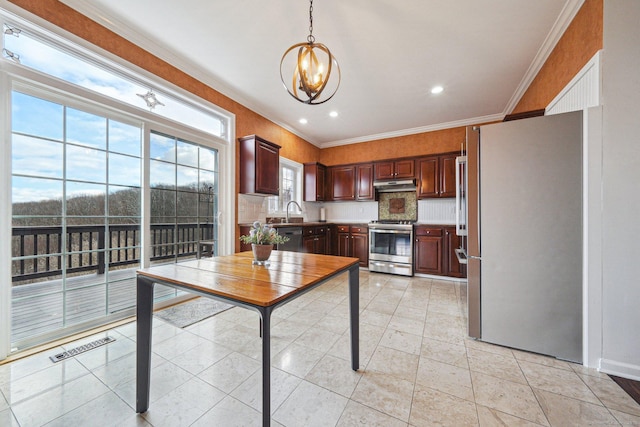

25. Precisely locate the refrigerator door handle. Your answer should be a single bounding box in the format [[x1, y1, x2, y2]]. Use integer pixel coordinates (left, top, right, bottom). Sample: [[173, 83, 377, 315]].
[[455, 156, 467, 236]]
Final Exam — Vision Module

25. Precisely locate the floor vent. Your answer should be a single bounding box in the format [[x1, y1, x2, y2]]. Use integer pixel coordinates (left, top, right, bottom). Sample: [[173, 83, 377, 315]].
[[49, 336, 116, 363]]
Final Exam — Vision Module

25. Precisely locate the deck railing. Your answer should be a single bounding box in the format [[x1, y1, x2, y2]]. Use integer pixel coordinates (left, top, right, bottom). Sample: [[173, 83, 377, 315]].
[[11, 223, 214, 283]]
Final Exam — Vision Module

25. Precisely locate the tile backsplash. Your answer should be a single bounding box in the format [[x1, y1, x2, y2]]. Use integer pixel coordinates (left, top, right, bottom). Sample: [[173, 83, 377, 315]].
[[238, 194, 456, 225]]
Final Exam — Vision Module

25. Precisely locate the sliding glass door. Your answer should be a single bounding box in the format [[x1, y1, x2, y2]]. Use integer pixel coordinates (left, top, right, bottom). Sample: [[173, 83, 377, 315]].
[[9, 91, 221, 351]]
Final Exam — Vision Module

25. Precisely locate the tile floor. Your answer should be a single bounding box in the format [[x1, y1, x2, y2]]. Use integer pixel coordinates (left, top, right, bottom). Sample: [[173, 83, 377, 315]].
[[1, 270, 640, 426]]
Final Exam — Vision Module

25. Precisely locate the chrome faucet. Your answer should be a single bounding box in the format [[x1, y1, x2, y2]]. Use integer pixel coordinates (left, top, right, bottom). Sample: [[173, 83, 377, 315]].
[[286, 200, 302, 223]]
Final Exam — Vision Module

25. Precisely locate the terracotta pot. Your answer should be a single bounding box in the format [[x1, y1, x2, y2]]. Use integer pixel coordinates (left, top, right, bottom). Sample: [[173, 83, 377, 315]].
[[251, 244, 273, 263]]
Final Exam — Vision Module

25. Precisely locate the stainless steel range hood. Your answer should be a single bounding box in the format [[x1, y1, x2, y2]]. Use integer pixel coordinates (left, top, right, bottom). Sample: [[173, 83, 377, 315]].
[[373, 179, 417, 192]]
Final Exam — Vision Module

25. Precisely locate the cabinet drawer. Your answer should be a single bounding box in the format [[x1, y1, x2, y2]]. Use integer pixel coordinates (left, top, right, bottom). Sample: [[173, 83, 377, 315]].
[[337, 225, 350, 233], [415, 226, 443, 236], [350, 226, 368, 234]]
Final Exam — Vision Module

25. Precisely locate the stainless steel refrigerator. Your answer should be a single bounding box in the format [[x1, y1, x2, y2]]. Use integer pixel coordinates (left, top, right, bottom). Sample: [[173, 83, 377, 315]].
[[459, 111, 583, 363]]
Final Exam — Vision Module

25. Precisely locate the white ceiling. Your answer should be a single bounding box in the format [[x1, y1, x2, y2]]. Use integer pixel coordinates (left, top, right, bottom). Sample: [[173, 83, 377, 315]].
[[60, 0, 583, 148]]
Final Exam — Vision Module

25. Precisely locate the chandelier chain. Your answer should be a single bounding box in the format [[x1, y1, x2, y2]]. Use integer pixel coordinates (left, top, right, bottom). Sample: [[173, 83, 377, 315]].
[[307, 0, 315, 44]]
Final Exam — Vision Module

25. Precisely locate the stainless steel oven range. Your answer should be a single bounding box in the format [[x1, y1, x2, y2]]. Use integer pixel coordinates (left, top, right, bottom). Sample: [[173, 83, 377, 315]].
[[368, 221, 414, 276]]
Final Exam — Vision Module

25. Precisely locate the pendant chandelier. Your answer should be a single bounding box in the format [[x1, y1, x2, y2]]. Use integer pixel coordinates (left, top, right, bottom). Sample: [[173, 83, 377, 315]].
[[280, 0, 341, 105]]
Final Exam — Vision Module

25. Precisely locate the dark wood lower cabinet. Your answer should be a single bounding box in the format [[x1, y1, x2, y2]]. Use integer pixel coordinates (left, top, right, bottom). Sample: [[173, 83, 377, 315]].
[[444, 226, 466, 278], [414, 227, 443, 275], [414, 225, 466, 278], [336, 225, 368, 267]]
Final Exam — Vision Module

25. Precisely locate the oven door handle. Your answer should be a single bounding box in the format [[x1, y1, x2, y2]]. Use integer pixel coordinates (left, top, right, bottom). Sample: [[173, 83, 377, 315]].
[[369, 229, 412, 235]]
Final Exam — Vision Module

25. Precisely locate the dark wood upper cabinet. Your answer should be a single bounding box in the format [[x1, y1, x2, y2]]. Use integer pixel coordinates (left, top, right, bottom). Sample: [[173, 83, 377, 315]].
[[238, 135, 280, 195], [303, 162, 326, 201], [329, 165, 356, 201], [356, 163, 374, 200], [417, 152, 459, 198], [374, 159, 415, 180], [417, 157, 439, 198], [439, 154, 457, 198]]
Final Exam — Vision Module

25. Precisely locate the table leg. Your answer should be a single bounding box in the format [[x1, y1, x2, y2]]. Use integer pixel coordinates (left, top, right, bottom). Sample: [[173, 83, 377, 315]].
[[348, 264, 360, 371], [260, 307, 272, 427], [136, 276, 154, 413]]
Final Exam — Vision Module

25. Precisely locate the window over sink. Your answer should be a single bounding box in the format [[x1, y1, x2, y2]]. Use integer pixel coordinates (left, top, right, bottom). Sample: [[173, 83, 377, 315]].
[[267, 157, 303, 215]]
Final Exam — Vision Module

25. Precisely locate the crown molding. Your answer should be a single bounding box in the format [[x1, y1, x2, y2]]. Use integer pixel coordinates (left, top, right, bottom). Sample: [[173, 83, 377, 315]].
[[503, 0, 585, 114], [319, 113, 505, 148]]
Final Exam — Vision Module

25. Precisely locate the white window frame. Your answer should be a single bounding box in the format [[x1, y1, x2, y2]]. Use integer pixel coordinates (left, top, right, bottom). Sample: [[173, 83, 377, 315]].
[[267, 157, 303, 215]]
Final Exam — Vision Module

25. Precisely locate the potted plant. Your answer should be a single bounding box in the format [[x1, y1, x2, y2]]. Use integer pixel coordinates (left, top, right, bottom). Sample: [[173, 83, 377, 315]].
[[239, 221, 289, 265]]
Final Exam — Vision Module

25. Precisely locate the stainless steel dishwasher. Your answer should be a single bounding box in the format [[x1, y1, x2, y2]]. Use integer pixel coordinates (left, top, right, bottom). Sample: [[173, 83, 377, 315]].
[[276, 227, 303, 252]]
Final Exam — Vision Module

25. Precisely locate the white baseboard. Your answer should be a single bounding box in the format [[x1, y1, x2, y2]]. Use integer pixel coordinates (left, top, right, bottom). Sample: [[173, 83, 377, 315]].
[[599, 358, 640, 381]]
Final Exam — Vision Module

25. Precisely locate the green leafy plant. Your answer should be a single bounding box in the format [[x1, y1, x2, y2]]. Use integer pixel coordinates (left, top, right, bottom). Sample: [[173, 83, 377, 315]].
[[240, 221, 289, 245]]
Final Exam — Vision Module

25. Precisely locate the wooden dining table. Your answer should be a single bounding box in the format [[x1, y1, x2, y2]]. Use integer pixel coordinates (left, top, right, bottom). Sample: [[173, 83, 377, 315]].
[[135, 250, 360, 426]]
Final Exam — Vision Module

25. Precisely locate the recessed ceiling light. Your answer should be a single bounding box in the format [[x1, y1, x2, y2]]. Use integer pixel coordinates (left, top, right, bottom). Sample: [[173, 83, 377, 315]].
[[329, 111, 338, 118], [299, 118, 308, 124], [431, 86, 444, 94]]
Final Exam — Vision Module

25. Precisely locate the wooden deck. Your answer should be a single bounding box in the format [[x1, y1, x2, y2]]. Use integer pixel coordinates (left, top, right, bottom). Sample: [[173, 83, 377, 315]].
[[11, 266, 178, 344]]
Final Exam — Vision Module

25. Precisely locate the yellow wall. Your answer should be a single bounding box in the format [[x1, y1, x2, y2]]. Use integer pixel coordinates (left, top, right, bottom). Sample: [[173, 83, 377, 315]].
[[513, 0, 603, 113]]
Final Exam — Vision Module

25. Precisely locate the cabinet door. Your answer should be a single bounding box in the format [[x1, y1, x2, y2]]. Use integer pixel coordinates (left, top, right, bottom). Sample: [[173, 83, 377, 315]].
[[304, 162, 326, 202], [356, 163, 374, 200], [394, 159, 415, 179], [374, 161, 395, 180], [417, 157, 439, 198], [414, 235, 443, 274], [337, 232, 351, 256], [255, 139, 280, 195], [316, 235, 328, 255], [444, 227, 466, 277], [439, 155, 457, 197], [352, 233, 369, 267], [302, 235, 315, 253], [239, 225, 252, 252], [330, 166, 356, 201]]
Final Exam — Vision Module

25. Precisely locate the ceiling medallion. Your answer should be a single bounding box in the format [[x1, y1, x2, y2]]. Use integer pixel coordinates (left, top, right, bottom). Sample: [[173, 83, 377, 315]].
[[280, 0, 340, 105]]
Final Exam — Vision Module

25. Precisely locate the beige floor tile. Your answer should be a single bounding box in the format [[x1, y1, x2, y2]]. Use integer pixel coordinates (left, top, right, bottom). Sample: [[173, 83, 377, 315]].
[[43, 392, 138, 427], [0, 409, 19, 427], [305, 354, 362, 397], [609, 407, 640, 426], [366, 346, 419, 383], [336, 400, 408, 427], [518, 360, 601, 405], [511, 349, 574, 371], [476, 405, 546, 427], [379, 328, 422, 355], [142, 377, 226, 427], [533, 388, 619, 427], [273, 380, 348, 427], [420, 337, 469, 369], [410, 383, 479, 427], [471, 371, 549, 426], [190, 395, 264, 427], [465, 338, 515, 357], [351, 370, 414, 421], [416, 357, 474, 402], [231, 367, 301, 414], [272, 342, 325, 378], [467, 348, 528, 385], [198, 352, 261, 394], [387, 314, 425, 336], [294, 326, 342, 353], [578, 373, 640, 417], [11, 374, 110, 426]]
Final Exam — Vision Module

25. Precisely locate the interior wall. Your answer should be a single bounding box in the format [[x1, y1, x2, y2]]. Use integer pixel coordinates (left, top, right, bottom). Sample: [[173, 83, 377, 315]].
[[512, 0, 603, 114], [599, 0, 640, 379]]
